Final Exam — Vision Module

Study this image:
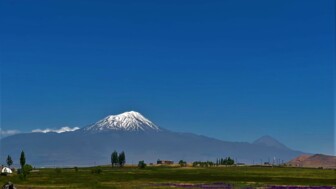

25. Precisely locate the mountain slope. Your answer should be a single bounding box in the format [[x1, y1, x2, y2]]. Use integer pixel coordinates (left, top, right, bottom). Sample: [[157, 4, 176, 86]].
[[288, 154, 336, 168]]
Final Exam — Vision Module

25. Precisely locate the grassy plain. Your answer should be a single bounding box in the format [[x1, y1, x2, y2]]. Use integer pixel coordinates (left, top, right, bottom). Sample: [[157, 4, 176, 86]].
[[0, 165, 335, 188]]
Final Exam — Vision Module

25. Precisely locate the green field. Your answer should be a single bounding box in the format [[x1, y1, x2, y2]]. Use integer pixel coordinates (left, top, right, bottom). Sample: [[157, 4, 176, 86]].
[[1, 166, 335, 188]]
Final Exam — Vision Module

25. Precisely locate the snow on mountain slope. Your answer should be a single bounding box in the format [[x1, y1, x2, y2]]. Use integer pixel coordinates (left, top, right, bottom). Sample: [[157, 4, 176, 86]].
[[84, 111, 160, 132]]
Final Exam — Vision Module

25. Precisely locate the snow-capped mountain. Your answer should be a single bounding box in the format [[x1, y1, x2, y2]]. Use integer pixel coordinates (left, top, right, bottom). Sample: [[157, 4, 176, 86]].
[[84, 111, 160, 132], [0, 110, 305, 167]]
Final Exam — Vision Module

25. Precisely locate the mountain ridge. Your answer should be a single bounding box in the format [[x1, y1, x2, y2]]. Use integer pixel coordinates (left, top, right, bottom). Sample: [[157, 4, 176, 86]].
[[0, 111, 305, 167]]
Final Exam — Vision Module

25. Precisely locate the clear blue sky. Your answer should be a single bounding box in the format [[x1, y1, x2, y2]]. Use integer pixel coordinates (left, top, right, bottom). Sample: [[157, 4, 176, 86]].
[[0, 0, 334, 155]]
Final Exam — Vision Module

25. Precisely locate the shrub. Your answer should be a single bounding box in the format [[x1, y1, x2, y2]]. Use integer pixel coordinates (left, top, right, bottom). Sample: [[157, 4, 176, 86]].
[[55, 168, 62, 174], [74, 166, 78, 172], [178, 160, 187, 167], [138, 160, 146, 169], [19, 164, 33, 180], [23, 164, 33, 172], [91, 166, 102, 174]]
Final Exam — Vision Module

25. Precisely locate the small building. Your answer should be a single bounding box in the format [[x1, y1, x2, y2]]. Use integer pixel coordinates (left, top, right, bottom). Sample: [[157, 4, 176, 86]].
[[157, 160, 174, 165], [1, 167, 13, 174]]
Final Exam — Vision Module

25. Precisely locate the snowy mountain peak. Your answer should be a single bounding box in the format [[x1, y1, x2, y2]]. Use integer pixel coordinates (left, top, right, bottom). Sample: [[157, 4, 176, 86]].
[[84, 111, 160, 132]]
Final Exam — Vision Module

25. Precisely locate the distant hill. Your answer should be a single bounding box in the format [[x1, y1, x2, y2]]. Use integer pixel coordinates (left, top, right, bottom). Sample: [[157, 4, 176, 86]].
[[288, 154, 336, 169], [1, 111, 305, 167]]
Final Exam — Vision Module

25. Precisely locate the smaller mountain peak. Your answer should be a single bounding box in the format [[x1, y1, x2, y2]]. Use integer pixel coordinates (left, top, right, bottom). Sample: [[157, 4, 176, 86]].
[[253, 135, 289, 150]]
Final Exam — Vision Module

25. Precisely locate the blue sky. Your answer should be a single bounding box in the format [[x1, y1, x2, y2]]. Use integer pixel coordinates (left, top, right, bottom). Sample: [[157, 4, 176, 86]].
[[0, 0, 334, 155]]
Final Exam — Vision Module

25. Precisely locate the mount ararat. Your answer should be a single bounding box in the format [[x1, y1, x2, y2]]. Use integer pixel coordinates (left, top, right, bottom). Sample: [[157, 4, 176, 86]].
[[1, 111, 304, 167]]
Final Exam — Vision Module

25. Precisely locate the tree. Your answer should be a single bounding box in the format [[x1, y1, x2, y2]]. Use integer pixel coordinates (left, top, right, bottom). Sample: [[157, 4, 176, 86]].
[[118, 151, 126, 167], [178, 160, 187, 167], [22, 164, 33, 179], [111, 150, 119, 167], [20, 150, 26, 169], [227, 157, 234, 165], [138, 160, 146, 169], [218, 157, 234, 166], [6, 155, 13, 168]]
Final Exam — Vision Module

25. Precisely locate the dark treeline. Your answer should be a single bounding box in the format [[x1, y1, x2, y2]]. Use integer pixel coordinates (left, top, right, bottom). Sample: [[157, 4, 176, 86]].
[[111, 150, 126, 167], [193, 157, 235, 167], [216, 157, 235, 166], [192, 161, 215, 167]]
